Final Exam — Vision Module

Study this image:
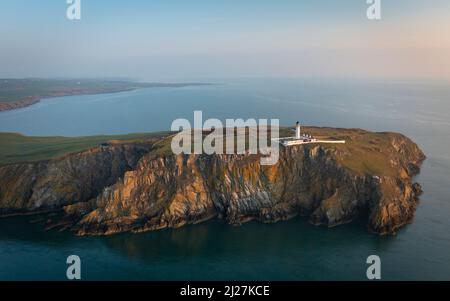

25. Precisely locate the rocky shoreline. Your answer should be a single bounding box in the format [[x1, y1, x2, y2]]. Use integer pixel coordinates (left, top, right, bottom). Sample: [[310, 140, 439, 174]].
[[0, 88, 137, 112], [0, 128, 425, 236], [0, 97, 40, 112], [0, 81, 211, 112]]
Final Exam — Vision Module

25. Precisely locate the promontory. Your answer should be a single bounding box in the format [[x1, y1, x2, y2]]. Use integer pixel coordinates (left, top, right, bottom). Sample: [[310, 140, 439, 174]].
[[0, 127, 425, 235]]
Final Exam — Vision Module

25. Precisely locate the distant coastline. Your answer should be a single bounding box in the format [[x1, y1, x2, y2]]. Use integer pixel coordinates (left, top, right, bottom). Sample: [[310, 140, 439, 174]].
[[0, 79, 211, 112]]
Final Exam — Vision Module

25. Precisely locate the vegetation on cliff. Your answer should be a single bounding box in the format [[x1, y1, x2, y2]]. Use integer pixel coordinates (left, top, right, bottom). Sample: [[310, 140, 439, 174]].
[[0, 132, 169, 166], [0, 127, 425, 235]]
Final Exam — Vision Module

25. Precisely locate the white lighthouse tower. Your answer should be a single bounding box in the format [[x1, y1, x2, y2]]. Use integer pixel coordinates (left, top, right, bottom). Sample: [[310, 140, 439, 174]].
[[274, 120, 346, 146], [295, 121, 301, 139]]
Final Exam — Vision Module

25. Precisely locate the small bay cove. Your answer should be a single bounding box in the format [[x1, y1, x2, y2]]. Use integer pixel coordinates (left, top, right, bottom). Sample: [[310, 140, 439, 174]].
[[0, 78, 450, 280]]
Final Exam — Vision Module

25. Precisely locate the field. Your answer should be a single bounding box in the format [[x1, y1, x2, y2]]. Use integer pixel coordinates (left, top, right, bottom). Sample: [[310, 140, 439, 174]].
[[0, 79, 137, 103], [0, 79, 210, 111], [0, 132, 169, 166], [0, 126, 404, 177]]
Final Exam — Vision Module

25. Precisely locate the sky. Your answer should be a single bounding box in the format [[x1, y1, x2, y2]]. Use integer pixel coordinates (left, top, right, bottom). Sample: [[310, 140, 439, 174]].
[[0, 0, 449, 81]]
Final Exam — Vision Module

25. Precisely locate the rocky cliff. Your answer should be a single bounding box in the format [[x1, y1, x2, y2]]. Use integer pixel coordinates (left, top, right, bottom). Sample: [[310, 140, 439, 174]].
[[0, 128, 425, 235], [0, 142, 152, 216]]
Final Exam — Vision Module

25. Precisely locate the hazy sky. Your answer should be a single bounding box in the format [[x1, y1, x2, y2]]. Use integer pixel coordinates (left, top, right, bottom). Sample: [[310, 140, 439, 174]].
[[1, 0, 449, 80]]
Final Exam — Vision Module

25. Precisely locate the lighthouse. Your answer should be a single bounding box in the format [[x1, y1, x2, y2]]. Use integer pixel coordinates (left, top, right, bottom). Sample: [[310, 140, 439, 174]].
[[296, 121, 301, 139], [274, 120, 346, 146]]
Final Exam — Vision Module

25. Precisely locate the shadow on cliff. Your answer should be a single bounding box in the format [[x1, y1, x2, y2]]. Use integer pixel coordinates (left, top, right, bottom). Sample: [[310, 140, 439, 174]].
[[0, 213, 406, 269], [95, 217, 401, 265]]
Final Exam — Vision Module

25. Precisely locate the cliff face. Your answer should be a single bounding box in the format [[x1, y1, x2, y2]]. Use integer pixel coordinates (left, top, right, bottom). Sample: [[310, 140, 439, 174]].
[[0, 128, 425, 235], [0, 142, 152, 216]]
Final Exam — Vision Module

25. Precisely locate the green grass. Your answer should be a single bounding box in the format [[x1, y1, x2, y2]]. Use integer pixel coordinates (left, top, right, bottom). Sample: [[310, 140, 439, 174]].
[[0, 132, 169, 166], [301, 127, 399, 177], [0, 127, 403, 178], [0, 79, 210, 103], [0, 79, 133, 103]]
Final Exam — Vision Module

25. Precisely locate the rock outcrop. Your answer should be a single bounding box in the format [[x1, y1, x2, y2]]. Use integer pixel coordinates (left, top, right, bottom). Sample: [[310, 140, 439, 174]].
[[0, 128, 425, 235], [0, 142, 152, 216]]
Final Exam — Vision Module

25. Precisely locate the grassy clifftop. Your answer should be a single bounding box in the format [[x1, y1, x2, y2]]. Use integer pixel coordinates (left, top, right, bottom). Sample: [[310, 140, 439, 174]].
[[149, 126, 422, 177], [0, 127, 425, 234], [297, 127, 415, 177], [0, 132, 169, 166], [0, 126, 424, 178]]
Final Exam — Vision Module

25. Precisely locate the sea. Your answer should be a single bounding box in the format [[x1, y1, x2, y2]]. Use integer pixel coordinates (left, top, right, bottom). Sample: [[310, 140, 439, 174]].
[[0, 78, 449, 280]]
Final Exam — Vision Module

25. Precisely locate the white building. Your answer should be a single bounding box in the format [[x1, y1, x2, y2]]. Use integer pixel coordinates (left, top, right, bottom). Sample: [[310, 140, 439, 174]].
[[273, 121, 346, 146]]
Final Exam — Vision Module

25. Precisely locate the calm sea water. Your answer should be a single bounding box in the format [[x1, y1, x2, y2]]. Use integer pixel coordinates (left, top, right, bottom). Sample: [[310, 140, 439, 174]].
[[0, 78, 449, 280]]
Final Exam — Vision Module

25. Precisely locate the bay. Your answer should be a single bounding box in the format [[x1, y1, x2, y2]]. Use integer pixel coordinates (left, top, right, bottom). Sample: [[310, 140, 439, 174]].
[[0, 78, 449, 280]]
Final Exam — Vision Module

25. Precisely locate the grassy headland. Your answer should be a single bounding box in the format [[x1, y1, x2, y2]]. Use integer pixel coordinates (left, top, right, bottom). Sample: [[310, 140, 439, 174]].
[[0, 126, 412, 177], [0, 79, 210, 111], [0, 132, 170, 166]]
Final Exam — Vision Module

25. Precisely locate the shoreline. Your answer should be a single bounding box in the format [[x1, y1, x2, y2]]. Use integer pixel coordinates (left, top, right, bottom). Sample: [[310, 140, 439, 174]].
[[0, 127, 426, 237], [0, 97, 41, 112], [0, 82, 211, 112], [0, 88, 137, 112], [0, 88, 142, 112]]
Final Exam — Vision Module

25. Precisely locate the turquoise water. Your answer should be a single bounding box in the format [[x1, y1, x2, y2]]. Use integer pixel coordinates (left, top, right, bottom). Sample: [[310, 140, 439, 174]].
[[0, 78, 449, 280]]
